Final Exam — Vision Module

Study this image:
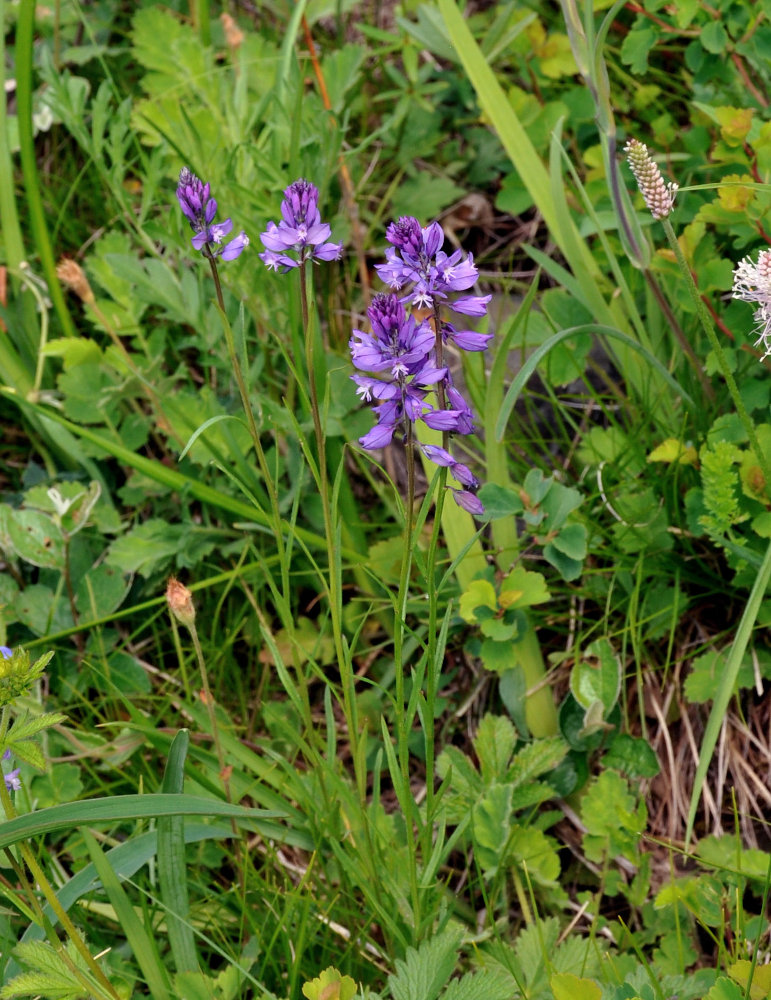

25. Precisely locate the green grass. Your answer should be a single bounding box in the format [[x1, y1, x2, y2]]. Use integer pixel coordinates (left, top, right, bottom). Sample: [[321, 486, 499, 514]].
[[2, 1, 771, 998]]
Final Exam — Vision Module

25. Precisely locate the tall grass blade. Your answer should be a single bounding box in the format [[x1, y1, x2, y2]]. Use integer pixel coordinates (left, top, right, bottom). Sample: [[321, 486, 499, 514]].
[[158, 730, 198, 974]]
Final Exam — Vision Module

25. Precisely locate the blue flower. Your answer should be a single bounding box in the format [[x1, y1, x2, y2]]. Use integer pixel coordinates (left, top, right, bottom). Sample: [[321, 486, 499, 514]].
[[259, 179, 343, 271], [176, 167, 249, 261]]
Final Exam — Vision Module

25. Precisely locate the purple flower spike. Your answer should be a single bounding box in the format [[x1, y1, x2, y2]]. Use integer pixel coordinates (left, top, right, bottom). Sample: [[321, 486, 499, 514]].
[[176, 167, 249, 262], [351, 215, 492, 514], [259, 178, 343, 271]]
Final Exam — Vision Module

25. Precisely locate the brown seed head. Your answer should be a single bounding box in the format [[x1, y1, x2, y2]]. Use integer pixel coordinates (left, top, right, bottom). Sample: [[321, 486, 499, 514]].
[[166, 577, 196, 629], [220, 12, 244, 50], [56, 258, 95, 304]]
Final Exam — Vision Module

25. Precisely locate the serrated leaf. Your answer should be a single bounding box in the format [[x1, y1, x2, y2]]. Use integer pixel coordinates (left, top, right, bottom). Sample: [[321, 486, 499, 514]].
[[388, 925, 463, 1000], [473, 715, 517, 783], [7, 711, 68, 743], [703, 977, 744, 1000], [506, 736, 567, 788], [509, 825, 560, 885], [620, 26, 657, 74], [473, 782, 513, 873], [581, 771, 646, 862]]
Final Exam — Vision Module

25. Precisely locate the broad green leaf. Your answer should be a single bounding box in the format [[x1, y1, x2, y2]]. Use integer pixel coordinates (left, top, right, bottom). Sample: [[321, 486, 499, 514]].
[[499, 566, 550, 608], [728, 960, 771, 1000], [459, 579, 498, 622], [2, 508, 65, 569], [570, 638, 620, 714], [550, 972, 601, 1000], [603, 734, 659, 779], [303, 967, 357, 1000]]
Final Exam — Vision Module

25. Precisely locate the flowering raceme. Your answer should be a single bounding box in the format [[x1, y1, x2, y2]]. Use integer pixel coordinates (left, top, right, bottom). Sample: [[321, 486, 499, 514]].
[[352, 216, 491, 515], [259, 179, 343, 272], [732, 249, 771, 359], [176, 167, 249, 261]]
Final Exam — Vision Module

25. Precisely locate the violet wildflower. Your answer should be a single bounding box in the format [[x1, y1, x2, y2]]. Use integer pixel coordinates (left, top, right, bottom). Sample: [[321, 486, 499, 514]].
[[2, 749, 20, 793], [259, 179, 343, 272], [353, 216, 492, 516], [733, 249, 771, 359], [351, 293, 449, 449], [176, 167, 249, 261], [624, 139, 678, 221]]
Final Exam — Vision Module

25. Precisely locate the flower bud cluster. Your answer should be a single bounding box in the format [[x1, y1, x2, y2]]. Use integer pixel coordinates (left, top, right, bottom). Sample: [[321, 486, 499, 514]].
[[259, 179, 343, 272], [177, 167, 249, 261]]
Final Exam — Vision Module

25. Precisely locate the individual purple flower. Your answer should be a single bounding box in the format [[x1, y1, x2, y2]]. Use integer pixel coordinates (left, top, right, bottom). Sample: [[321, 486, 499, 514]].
[[2, 748, 20, 792], [259, 179, 343, 271], [422, 444, 480, 489], [176, 167, 249, 261], [451, 489, 485, 515], [0, 646, 11, 659]]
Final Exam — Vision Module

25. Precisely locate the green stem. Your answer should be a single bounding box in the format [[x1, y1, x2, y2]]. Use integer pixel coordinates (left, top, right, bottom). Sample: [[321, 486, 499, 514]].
[[392, 422, 421, 930], [298, 262, 361, 791]]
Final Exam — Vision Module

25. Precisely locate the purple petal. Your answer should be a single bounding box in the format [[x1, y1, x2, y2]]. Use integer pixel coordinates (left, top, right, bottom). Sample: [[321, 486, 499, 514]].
[[451, 294, 492, 317], [221, 231, 250, 260], [451, 489, 485, 515], [450, 462, 479, 488], [313, 241, 344, 261], [422, 444, 455, 467], [449, 328, 494, 351], [259, 249, 298, 272], [423, 221, 444, 258], [359, 422, 396, 449], [0, 647, 11, 659]]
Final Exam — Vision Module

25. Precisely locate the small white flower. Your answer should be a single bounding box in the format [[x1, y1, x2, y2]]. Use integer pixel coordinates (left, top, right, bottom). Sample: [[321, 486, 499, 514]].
[[732, 249, 771, 359]]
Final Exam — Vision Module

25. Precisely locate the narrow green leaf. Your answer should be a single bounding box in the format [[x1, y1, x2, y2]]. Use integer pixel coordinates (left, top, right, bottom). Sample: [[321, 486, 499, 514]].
[[158, 731, 198, 974], [0, 794, 279, 850], [686, 537, 771, 846], [83, 829, 172, 1000]]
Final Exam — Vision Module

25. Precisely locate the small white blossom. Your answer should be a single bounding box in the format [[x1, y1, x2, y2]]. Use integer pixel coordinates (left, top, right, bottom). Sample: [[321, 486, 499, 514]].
[[733, 249, 771, 359], [624, 138, 678, 220]]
